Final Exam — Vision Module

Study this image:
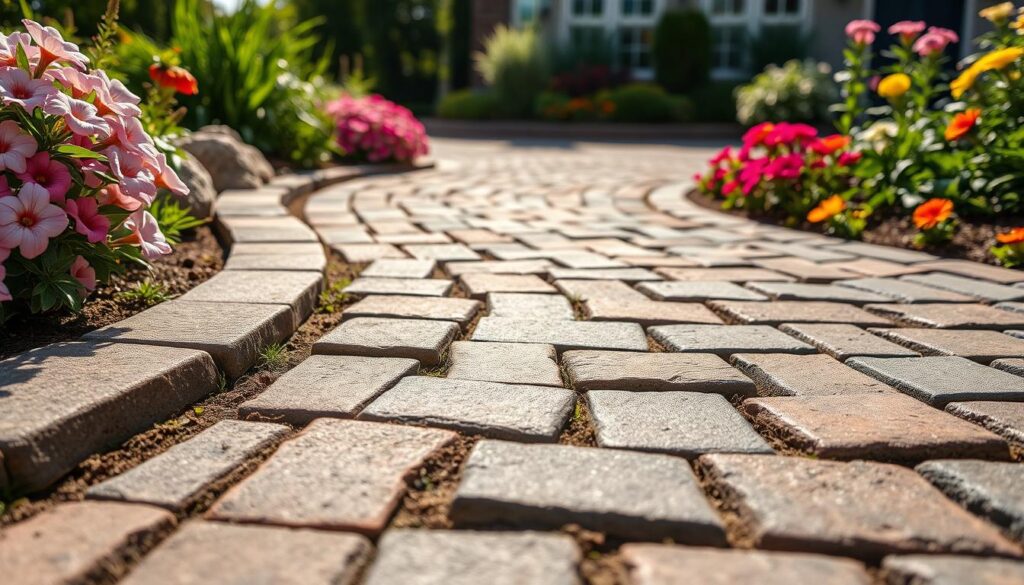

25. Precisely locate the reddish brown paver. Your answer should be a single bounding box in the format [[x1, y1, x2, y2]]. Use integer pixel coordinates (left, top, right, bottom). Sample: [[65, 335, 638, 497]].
[[0, 501, 176, 585], [741, 394, 1010, 462], [459, 273, 556, 299], [342, 295, 482, 327], [730, 353, 896, 397], [563, 350, 756, 395], [621, 544, 872, 585], [698, 454, 1022, 559], [912, 259, 1024, 283], [655, 267, 795, 282], [710, 301, 892, 327], [344, 277, 453, 297], [872, 328, 1024, 363], [753, 257, 860, 283], [945, 401, 1024, 447], [865, 303, 1024, 330], [120, 521, 371, 585], [208, 419, 455, 535], [882, 555, 1024, 585], [778, 323, 920, 361]]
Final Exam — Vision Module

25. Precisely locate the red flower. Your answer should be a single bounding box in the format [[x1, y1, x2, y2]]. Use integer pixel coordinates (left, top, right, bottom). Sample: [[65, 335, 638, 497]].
[[811, 134, 851, 155], [742, 123, 775, 146], [837, 151, 862, 167], [913, 198, 954, 230], [148, 63, 198, 95], [945, 108, 981, 142]]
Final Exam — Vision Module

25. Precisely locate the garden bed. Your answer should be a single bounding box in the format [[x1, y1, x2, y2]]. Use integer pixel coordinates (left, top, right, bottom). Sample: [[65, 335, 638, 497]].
[[688, 189, 1024, 267], [0, 226, 224, 362]]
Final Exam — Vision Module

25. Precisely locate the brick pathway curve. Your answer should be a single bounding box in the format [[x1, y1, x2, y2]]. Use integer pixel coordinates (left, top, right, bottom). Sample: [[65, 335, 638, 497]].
[[3, 138, 1024, 583]]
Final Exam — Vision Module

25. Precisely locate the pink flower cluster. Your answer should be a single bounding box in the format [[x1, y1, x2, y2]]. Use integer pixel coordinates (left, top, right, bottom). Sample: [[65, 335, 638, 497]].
[[326, 94, 429, 163], [848, 19, 959, 57], [0, 20, 187, 306], [696, 122, 861, 202]]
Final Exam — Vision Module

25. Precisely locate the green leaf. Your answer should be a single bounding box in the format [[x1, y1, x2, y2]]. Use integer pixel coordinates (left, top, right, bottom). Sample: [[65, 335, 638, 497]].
[[55, 144, 108, 161], [15, 42, 30, 73]]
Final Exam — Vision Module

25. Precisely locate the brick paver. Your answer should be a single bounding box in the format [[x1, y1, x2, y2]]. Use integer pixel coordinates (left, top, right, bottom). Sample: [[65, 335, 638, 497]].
[[208, 419, 455, 535], [699, 454, 1022, 558], [622, 544, 872, 585], [452, 440, 727, 542], [9, 140, 1024, 580], [741, 394, 1009, 462], [121, 521, 371, 585], [364, 530, 580, 585]]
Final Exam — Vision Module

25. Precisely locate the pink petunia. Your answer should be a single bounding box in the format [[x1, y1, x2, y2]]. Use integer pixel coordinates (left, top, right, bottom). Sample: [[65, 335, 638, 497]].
[[121, 209, 171, 260], [0, 183, 67, 259], [0, 119, 37, 174], [104, 146, 158, 206], [0, 32, 36, 68], [17, 152, 72, 203], [764, 122, 818, 147], [98, 184, 143, 212], [104, 115, 156, 162], [888, 21, 926, 42], [43, 93, 110, 137], [65, 197, 110, 243], [70, 255, 96, 293], [765, 153, 805, 180], [845, 19, 881, 46], [0, 66, 56, 112], [91, 70, 142, 118], [22, 19, 89, 71], [146, 153, 190, 197], [913, 27, 959, 57]]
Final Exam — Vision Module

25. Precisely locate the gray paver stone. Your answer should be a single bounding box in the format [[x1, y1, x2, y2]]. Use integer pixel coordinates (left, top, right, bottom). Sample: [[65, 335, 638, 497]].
[[916, 459, 1024, 542], [342, 295, 481, 327], [447, 341, 562, 387], [837, 278, 973, 303], [872, 328, 1024, 363], [846, 356, 1024, 406], [313, 317, 459, 366], [730, 353, 897, 396], [178, 269, 322, 328], [778, 323, 920, 361], [903, 273, 1024, 302], [359, 376, 575, 442], [471, 317, 648, 352], [746, 282, 890, 305], [649, 325, 816, 357], [451, 440, 727, 543], [710, 301, 892, 326], [360, 259, 437, 279], [945, 401, 1024, 447], [882, 555, 1024, 585], [865, 303, 1024, 330], [87, 420, 289, 510], [459, 273, 556, 299], [636, 281, 768, 301], [487, 292, 575, 320], [344, 277, 452, 297]]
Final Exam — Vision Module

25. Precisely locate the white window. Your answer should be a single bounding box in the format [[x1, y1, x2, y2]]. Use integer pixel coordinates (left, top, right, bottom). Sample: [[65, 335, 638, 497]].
[[512, 0, 551, 26], [559, 0, 662, 79], [702, 0, 809, 78]]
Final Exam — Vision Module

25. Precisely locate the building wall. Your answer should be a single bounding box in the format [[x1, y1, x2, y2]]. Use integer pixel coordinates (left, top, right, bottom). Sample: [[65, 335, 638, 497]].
[[811, 0, 867, 71]]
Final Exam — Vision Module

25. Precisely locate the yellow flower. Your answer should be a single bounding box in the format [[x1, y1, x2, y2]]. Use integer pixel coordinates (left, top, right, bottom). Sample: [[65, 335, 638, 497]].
[[1012, 13, 1024, 32], [980, 2, 1015, 22], [878, 73, 911, 99], [951, 47, 1024, 98]]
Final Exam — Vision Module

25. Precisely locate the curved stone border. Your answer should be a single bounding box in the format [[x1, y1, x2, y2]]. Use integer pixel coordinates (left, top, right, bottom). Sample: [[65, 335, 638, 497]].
[[0, 162, 432, 495]]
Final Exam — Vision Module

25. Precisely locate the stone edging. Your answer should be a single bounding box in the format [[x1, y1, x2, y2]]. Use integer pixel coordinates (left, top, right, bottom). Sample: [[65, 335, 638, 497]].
[[0, 162, 432, 496]]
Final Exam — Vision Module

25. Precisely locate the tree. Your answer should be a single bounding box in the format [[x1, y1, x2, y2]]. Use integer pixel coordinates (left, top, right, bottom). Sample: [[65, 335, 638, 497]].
[[653, 10, 711, 94]]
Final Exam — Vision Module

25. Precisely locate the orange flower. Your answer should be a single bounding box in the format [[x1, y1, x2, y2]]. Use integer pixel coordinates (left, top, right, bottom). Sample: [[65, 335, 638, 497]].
[[945, 108, 981, 141], [148, 63, 198, 95], [913, 198, 954, 230], [807, 195, 847, 223], [996, 227, 1024, 244], [812, 134, 851, 155]]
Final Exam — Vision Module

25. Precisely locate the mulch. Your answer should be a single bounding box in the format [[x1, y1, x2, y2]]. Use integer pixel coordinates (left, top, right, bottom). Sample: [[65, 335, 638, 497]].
[[687, 190, 1024, 267], [0, 226, 224, 361]]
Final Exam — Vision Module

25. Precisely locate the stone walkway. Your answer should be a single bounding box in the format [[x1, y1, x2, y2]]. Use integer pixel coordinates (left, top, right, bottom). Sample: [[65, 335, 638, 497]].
[[3, 138, 1024, 583]]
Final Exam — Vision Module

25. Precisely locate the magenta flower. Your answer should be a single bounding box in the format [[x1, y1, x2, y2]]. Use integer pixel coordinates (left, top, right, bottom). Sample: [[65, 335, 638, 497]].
[[845, 19, 880, 46], [0, 66, 55, 112], [888, 21, 926, 42], [326, 94, 429, 163], [43, 93, 110, 137], [22, 19, 89, 71], [65, 197, 109, 243], [17, 152, 72, 203], [121, 210, 170, 260], [0, 183, 67, 259], [70, 255, 96, 293], [765, 153, 806, 180], [764, 122, 819, 147], [0, 119, 37, 174]]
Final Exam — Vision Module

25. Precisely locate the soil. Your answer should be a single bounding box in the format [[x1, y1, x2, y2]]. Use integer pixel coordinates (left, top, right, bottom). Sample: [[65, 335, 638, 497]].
[[389, 434, 478, 530], [688, 190, 1024, 267], [0, 226, 224, 361], [560, 397, 599, 447]]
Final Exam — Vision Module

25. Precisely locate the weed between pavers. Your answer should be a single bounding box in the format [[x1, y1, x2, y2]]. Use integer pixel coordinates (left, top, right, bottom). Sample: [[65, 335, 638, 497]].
[[115, 280, 174, 307], [560, 396, 598, 447], [390, 434, 479, 530]]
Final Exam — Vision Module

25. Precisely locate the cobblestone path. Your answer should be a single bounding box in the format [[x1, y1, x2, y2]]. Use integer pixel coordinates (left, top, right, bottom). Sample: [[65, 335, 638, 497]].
[[3, 138, 1024, 584]]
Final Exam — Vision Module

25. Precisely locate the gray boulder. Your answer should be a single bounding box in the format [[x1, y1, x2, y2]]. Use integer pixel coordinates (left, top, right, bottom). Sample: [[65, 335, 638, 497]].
[[177, 127, 274, 192], [175, 153, 216, 219]]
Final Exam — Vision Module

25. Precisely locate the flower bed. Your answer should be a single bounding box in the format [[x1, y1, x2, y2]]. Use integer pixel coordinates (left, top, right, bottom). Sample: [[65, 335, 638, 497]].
[[326, 94, 429, 163], [696, 4, 1024, 267]]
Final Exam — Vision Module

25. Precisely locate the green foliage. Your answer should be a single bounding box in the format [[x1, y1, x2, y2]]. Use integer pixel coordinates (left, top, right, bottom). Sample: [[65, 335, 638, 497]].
[[601, 83, 692, 123], [914, 219, 958, 248], [317, 277, 351, 314], [653, 10, 711, 94], [689, 80, 741, 123], [86, 0, 120, 70], [258, 343, 290, 372], [147, 194, 207, 245], [116, 280, 172, 307], [152, 0, 336, 167], [735, 60, 837, 125], [475, 25, 549, 118], [364, 0, 442, 105], [446, 0, 472, 90], [437, 89, 498, 120], [991, 242, 1024, 268]]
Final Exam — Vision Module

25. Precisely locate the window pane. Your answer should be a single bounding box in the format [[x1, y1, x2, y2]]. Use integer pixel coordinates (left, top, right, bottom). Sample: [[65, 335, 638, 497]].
[[623, 0, 635, 15], [765, 0, 779, 14], [593, 0, 604, 16], [573, 0, 585, 15], [641, 0, 653, 14], [785, 0, 799, 13], [712, 0, 727, 15]]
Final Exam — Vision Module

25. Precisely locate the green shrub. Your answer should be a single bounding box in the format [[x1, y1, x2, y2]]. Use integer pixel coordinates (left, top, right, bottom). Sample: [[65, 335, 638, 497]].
[[534, 91, 571, 120], [653, 10, 711, 94], [115, 0, 336, 168], [437, 90, 499, 120], [750, 25, 811, 72], [474, 25, 549, 117], [603, 83, 688, 123], [689, 80, 741, 123], [735, 60, 837, 125]]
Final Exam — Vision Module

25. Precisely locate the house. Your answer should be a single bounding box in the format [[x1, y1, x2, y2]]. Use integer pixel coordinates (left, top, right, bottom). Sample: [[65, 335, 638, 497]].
[[472, 0, 1000, 82]]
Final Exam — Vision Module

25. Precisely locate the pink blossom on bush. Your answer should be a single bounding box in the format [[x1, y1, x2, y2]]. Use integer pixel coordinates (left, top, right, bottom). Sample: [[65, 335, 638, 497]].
[[326, 94, 429, 163], [845, 20, 881, 46], [913, 27, 959, 57], [889, 21, 926, 42], [0, 20, 187, 316]]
